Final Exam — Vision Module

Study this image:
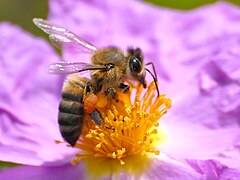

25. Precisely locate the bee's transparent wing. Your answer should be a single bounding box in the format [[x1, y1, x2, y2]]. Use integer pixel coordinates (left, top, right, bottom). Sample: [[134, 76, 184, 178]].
[[48, 61, 107, 74], [33, 18, 97, 53]]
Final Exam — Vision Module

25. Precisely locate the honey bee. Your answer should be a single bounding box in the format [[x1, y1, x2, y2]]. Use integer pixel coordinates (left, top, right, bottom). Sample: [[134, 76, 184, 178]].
[[33, 18, 159, 146]]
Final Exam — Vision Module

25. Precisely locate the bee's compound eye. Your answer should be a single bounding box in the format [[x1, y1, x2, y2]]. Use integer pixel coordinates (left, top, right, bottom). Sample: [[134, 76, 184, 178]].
[[130, 58, 142, 74]]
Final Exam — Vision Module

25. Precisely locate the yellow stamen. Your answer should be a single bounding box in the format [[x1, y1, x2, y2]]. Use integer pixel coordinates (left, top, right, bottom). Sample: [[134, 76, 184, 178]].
[[64, 82, 171, 176]]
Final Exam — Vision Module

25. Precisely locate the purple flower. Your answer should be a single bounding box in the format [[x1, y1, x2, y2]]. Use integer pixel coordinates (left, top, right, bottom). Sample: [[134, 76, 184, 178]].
[[1, 0, 240, 179]]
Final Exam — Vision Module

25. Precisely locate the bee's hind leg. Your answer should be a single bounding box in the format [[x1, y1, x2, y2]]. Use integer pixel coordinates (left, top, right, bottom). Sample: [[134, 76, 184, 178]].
[[90, 109, 115, 130], [90, 109, 102, 125], [118, 83, 130, 93]]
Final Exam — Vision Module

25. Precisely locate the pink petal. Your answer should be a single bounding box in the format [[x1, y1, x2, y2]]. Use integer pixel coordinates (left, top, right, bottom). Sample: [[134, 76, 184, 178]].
[[0, 156, 206, 180], [0, 164, 85, 180], [142, 155, 203, 179], [187, 159, 240, 180], [159, 2, 240, 97], [2, 156, 239, 180], [0, 23, 76, 165], [159, 16, 240, 169]]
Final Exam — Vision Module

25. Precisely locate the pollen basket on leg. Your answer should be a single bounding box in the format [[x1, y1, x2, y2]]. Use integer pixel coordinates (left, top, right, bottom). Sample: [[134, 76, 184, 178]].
[[69, 81, 171, 166]]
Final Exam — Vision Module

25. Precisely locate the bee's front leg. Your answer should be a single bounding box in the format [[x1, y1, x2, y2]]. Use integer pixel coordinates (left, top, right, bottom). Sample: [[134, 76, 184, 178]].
[[118, 83, 130, 93]]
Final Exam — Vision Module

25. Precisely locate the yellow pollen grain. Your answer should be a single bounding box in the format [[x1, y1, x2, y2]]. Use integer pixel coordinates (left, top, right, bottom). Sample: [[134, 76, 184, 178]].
[[96, 143, 102, 149], [69, 81, 171, 168]]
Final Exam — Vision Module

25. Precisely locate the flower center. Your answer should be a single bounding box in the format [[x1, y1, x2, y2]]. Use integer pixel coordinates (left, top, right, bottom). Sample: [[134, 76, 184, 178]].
[[59, 82, 171, 176]]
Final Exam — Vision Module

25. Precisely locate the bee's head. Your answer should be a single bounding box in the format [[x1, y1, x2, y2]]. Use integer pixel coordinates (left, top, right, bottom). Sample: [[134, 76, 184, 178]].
[[127, 47, 147, 88], [127, 47, 160, 97]]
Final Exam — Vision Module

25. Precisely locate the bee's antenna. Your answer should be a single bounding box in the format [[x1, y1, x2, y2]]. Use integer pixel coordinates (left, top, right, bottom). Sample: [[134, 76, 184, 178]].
[[145, 68, 160, 97], [145, 62, 158, 81]]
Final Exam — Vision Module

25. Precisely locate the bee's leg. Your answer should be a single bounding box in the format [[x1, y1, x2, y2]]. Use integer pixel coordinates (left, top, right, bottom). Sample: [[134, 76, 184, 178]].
[[105, 87, 116, 99], [90, 109, 102, 125], [83, 81, 96, 102], [85, 82, 95, 94], [118, 83, 130, 93], [90, 109, 115, 130]]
